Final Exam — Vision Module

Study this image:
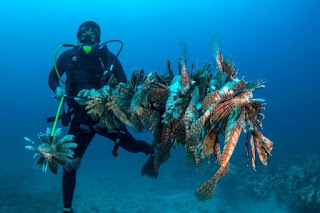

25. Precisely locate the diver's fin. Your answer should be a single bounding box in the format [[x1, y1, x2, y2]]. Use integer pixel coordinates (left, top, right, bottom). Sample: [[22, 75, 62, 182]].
[[70, 157, 81, 170], [64, 157, 81, 172], [141, 155, 157, 178], [63, 208, 73, 213]]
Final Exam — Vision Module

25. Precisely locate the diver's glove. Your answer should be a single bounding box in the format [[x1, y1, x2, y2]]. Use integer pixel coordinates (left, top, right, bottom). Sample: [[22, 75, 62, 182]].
[[74, 89, 102, 105], [55, 87, 66, 101], [74, 89, 90, 105]]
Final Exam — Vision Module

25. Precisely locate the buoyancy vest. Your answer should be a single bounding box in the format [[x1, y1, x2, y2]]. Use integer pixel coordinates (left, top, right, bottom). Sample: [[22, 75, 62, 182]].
[[65, 46, 109, 108]]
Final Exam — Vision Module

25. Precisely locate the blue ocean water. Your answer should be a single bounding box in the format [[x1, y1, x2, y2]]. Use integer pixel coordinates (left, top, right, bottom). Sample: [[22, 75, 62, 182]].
[[0, 0, 319, 212]]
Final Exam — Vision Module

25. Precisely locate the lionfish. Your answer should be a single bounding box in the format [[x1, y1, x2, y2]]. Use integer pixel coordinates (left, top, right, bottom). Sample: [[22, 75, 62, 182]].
[[85, 75, 125, 133], [152, 37, 273, 200], [24, 128, 80, 174]]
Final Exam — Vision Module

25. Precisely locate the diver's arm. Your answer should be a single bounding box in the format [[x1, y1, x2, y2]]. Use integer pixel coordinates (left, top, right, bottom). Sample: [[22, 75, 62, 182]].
[[48, 53, 67, 92], [48, 67, 61, 92], [112, 56, 127, 83]]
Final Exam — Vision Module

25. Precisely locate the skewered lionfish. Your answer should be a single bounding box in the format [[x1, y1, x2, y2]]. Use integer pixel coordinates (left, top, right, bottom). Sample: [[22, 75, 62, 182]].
[[78, 37, 273, 201], [84, 74, 125, 133], [189, 37, 272, 200], [24, 128, 80, 174]]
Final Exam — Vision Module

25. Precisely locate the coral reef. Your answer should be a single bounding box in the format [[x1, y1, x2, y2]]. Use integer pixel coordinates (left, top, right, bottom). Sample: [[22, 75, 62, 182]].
[[232, 152, 320, 212]]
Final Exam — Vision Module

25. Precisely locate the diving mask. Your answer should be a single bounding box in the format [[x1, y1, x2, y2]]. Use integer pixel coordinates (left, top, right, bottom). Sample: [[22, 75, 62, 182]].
[[77, 29, 100, 54], [78, 31, 98, 44]]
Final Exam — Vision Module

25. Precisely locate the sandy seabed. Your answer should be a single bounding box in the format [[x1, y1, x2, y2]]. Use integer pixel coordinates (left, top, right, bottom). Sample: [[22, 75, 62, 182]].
[[0, 168, 290, 213]]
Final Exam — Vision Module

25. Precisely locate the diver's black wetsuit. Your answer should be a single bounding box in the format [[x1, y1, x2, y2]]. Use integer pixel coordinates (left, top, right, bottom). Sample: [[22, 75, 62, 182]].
[[48, 46, 154, 209]]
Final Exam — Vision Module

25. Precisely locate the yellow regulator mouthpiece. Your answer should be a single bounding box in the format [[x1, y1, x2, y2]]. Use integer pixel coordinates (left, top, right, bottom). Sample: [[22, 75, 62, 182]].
[[83, 45, 92, 54]]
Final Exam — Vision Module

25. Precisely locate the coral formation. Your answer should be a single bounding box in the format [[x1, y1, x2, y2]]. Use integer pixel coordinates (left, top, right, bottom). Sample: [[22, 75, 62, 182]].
[[232, 152, 320, 212]]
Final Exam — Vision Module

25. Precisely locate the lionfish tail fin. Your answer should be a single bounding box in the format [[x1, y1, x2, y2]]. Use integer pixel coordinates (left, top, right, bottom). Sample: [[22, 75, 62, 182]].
[[195, 176, 219, 201]]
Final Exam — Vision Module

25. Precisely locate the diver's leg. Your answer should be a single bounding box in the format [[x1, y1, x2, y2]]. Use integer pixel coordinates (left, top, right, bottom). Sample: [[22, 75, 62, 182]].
[[63, 117, 95, 212], [62, 169, 76, 213], [98, 127, 157, 178], [98, 126, 154, 155]]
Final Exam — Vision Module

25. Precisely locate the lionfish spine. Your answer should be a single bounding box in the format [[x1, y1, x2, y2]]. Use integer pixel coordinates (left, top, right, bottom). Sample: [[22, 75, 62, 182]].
[[245, 133, 249, 167], [181, 62, 190, 91], [250, 134, 256, 171]]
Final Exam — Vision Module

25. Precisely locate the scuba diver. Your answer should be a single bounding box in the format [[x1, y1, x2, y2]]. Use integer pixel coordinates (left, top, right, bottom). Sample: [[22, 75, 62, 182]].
[[48, 21, 156, 213]]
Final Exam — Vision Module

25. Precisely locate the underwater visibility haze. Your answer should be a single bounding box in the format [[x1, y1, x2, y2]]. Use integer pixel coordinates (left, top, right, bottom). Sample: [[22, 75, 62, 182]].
[[0, 0, 320, 212]]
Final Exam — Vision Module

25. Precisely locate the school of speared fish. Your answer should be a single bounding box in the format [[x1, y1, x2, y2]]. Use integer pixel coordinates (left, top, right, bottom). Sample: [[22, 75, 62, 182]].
[[81, 37, 274, 200]]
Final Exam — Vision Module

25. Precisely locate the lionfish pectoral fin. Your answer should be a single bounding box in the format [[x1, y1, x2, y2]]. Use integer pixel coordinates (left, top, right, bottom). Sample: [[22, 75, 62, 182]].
[[35, 157, 45, 167], [25, 145, 36, 151], [252, 129, 273, 155], [253, 135, 268, 166], [48, 160, 58, 174]]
